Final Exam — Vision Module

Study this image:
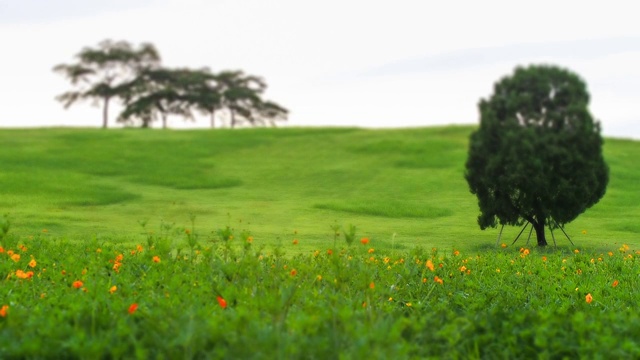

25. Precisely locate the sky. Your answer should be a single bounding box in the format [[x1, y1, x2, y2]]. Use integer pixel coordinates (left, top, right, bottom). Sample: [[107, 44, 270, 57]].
[[1, 0, 639, 139]]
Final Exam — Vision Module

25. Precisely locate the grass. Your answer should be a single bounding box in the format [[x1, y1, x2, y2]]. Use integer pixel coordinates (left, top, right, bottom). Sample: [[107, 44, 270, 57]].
[[1, 125, 639, 357], [2, 230, 640, 358], [1, 126, 638, 254]]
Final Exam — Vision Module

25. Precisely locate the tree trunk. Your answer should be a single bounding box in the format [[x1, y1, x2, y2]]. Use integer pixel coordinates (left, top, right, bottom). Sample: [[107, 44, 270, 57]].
[[533, 219, 548, 247], [102, 96, 110, 129], [210, 108, 216, 128], [230, 109, 236, 128], [162, 114, 167, 129]]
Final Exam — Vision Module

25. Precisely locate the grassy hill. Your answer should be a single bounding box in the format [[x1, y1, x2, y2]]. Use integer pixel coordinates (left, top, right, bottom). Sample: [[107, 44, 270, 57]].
[[0, 126, 637, 253]]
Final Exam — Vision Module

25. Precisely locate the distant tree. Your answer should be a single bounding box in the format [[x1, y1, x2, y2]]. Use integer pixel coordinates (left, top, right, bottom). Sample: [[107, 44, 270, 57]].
[[465, 65, 609, 247], [53, 39, 161, 128], [118, 68, 211, 128], [211, 70, 288, 128]]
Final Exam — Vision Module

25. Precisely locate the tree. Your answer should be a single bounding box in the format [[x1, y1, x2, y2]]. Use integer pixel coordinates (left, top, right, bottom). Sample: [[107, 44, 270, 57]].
[[465, 65, 609, 247], [117, 68, 211, 128], [53, 39, 161, 128], [209, 70, 288, 128]]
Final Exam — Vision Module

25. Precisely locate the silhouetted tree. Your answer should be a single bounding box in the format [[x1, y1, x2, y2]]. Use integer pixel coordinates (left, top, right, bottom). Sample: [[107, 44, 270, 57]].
[[465, 65, 609, 246], [53, 39, 160, 128]]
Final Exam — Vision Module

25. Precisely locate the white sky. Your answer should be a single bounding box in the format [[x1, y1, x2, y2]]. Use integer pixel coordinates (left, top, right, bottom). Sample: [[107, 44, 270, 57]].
[[1, 0, 639, 138]]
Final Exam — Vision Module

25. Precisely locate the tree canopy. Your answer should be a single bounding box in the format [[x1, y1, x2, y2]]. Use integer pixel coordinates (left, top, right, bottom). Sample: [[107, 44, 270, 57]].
[[53, 40, 161, 128], [465, 64, 609, 246], [54, 40, 287, 129]]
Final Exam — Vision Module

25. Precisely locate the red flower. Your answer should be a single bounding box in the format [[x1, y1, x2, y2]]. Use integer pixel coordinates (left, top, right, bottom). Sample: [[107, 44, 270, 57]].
[[360, 237, 370, 245], [72, 280, 83, 289], [128, 303, 138, 315], [216, 296, 227, 309]]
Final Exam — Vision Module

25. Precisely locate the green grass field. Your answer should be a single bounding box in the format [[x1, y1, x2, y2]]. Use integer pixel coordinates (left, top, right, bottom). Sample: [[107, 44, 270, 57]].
[[1, 126, 640, 358], [0, 126, 637, 253]]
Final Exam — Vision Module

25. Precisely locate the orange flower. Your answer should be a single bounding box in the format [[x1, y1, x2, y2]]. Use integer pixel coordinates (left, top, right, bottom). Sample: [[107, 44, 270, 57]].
[[612, 280, 619, 288], [367, 248, 374, 254], [459, 266, 467, 272], [453, 250, 460, 256], [109, 285, 117, 294], [216, 296, 227, 309], [523, 249, 530, 256], [152, 256, 160, 263], [327, 249, 333, 255], [128, 303, 138, 314], [115, 254, 124, 262], [426, 259, 435, 272], [500, 243, 507, 248], [29, 258, 37, 268], [19, 244, 27, 252], [72, 280, 83, 289], [434, 276, 444, 285], [113, 263, 121, 272], [369, 282, 375, 289], [0, 305, 8, 317], [15, 270, 34, 279], [292, 239, 299, 245], [247, 236, 254, 243], [360, 237, 370, 245], [136, 245, 143, 252], [290, 269, 297, 277], [541, 256, 547, 262], [574, 249, 580, 254], [585, 293, 593, 304], [0, 246, 4, 253], [10, 253, 20, 262]]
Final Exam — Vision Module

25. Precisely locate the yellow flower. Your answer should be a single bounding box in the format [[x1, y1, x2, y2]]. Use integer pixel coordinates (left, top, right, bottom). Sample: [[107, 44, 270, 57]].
[[500, 243, 507, 248], [368, 248, 375, 254], [406, 303, 412, 307], [109, 285, 117, 294], [316, 275, 322, 281]]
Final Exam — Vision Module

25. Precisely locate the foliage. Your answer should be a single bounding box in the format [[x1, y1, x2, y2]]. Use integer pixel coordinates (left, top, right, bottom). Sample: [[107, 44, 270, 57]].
[[53, 39, 161, 128], [1, 227, 640, 358], [0, 126, 637, 250], [54, 39, 287, 129], [465, 65, 609, 246]]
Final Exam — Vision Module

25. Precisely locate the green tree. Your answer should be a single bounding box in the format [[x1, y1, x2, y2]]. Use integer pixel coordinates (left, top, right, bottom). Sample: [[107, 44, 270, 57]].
[[53, 39, 161, 128], [118, 68, 211, 128], [465, 65, 609, 246], [212, 70, 288, 128]]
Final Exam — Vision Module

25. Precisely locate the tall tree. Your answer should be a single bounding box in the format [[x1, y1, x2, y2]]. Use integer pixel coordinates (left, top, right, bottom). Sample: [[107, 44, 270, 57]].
[[53, 39, 161, 128], [465, 65, 609, 246], [198, 70, 286, 128], [117, 68, 210, 128]]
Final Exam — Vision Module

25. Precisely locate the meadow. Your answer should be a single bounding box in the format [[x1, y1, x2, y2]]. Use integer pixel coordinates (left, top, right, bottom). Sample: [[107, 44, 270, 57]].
[[1, 126, 639, 358]]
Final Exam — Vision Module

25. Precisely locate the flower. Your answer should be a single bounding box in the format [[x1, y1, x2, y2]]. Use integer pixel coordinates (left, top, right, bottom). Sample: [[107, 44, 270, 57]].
[[541, 256, 547, 262], [585, 293, 593, 304], [327, 249, 333, 255], [453, 250, 460, 256], [574, 249, 580, 254], [128, 303, 138, 314], [15, 270, 34, 279], [316, 275, 322, 281], [500, 243, 507, 248], [152, 256, 160, 263], [360, 237, 370, 245], [434, 276, 444, 285], [292, 239, 299, 245], [612, 280, 619, 288], [369, 282, 375, 289], [216, 296, 227, 309], [459, 266, 467, 272], [247, 236, 254, 243], [367, 248, 374, 254], [425, 259, 435, 272], [109, 285, 117, 294], [10, 253, 20, 262], [290, 269, 297, 277], [29, 259, 37, 268], [406, 303, 412, 307], [582, 230, 587, 235], [72, 280, 83, 289], [0, 305, 8, 317]]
